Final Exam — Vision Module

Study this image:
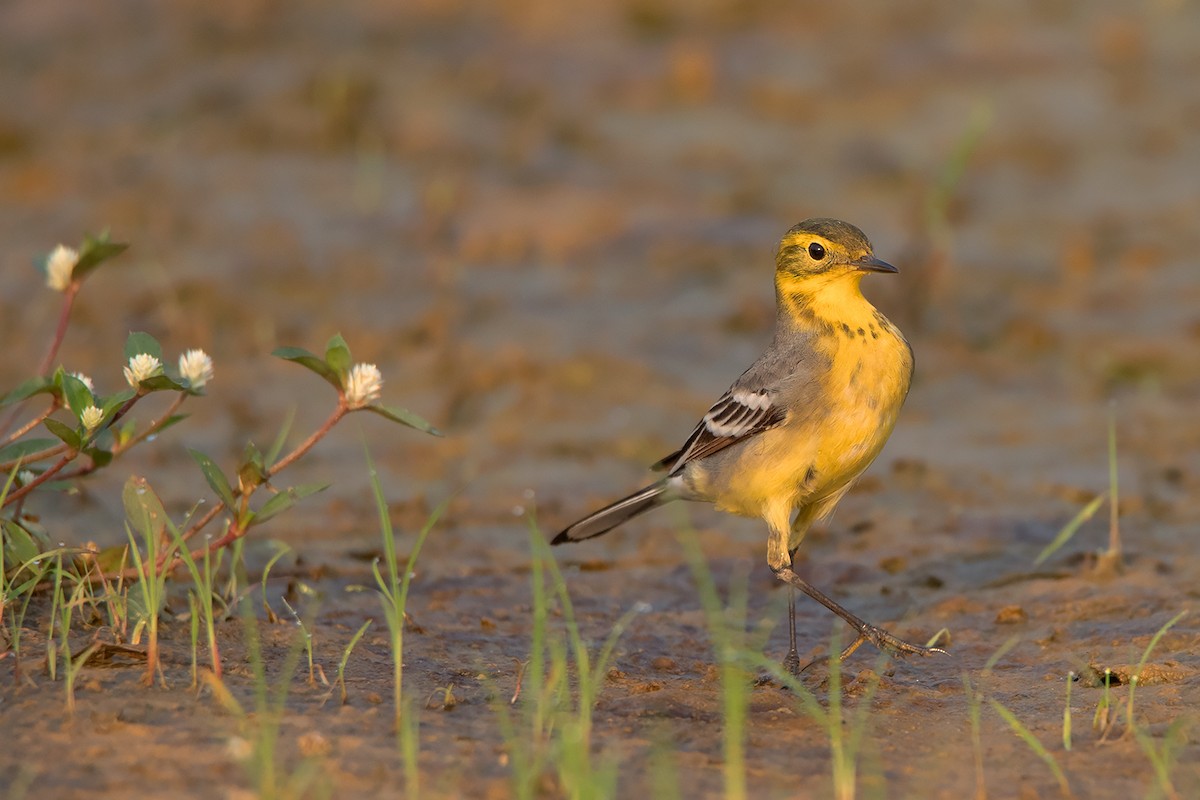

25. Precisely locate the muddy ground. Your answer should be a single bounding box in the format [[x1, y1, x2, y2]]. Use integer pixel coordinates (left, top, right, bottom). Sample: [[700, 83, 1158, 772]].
[[2, 0, 1200, 797]]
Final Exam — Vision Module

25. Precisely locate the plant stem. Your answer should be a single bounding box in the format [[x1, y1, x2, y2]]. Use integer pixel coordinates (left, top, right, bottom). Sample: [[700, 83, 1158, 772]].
[[3, 401, 58, 445], [267, 403, 347, 477], [190, 402, 343, 561], [95, 402, 349, 582], [39, 281, 81, 377], [1, 454, 73, 507], [0, 441, 70, 473], [119, 393, 187, 453]]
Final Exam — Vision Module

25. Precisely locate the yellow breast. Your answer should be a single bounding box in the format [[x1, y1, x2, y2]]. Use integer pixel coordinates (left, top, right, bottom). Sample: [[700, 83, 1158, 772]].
[[703, 284, 911, 523]]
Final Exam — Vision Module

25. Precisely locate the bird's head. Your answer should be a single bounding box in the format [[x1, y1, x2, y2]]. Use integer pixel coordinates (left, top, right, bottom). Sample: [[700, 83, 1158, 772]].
[[774, 218, 896, 289]]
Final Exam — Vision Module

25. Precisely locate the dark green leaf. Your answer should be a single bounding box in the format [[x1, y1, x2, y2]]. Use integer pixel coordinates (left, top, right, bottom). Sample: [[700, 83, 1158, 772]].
[[101, 389, 137, 416], [324, 333, 352, 378], [124, 331, 163, 362], [251, 482, 330, 526], [83, 447, 113, 469], [137, 374, 186, 392], [189, 449, 237, 510], [60, 373, 95, 420], [0, 377, 55, 408], [2, 519, 47, 570], [366, 404, 443, 436], [0, 438, 58, 463], [43, 418, 81, 450], [72, 231, 130, 282], [272, 346, 341, 389], [155, 414, 189, 435]]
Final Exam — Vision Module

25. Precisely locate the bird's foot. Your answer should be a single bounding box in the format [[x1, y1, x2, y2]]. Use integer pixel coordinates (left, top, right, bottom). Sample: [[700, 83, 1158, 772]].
[[782, 647, 803, 678], [852, 625, 947, 660]]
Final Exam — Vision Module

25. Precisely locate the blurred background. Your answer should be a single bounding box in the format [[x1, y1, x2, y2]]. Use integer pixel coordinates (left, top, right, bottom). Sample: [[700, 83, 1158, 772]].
[[1, 0, 1198, 566]]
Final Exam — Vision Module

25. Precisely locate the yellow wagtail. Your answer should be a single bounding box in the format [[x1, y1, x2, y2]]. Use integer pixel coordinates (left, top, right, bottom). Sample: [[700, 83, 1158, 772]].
[[553, 218, 944, 672]]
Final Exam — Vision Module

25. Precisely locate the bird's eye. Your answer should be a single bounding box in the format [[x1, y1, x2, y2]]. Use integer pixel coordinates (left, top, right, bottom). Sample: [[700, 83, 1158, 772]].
[[808, 242, 826, 260]]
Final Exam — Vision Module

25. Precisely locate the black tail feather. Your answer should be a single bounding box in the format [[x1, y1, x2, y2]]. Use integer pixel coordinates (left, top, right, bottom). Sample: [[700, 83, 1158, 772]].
[[552, 482, 667, 544]]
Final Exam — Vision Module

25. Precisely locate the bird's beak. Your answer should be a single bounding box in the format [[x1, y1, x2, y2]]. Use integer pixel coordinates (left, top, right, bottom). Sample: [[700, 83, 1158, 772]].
[[854, 255, 899, 274]]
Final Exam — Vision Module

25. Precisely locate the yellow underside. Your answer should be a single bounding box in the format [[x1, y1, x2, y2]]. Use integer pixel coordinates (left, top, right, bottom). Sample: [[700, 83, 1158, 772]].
[[690, 271, 911, 570]]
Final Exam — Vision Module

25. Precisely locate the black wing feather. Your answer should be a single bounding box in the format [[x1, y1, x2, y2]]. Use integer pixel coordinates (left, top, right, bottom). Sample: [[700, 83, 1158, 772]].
[[650, 389, 787, 474]]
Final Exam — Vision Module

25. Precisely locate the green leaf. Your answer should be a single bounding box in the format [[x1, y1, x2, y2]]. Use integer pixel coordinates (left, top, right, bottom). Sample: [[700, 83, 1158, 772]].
[[272, 346, 341, 389], [189, 449, 237, 510], [43, 418, 81, 450], [124, 331, 163, 363], [155, 414, 189, 435], [366, 404, 443, 436], [83, 447, 113, 469], [136, 374, 186, 393], [265, 407, 296, 464], [2, 519, 50, 572], [93, 544, 131, 575], [101, 389, 137, 416], [59, 373, 95, 420], [324, 333, 352, 378], [71, 231, 130, 282], [125, 571, 167, 629], [0, 376, 55, 408], [0, 438, 59, 463], [115, 419, 136, 448], [251, 483, 330, 526], [122, 476, 170, 542], [238, 442, 268, 493]]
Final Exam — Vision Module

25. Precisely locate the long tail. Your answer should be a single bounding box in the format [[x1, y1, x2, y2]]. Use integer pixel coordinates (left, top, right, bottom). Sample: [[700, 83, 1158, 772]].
[[552, 481, 670, 545]]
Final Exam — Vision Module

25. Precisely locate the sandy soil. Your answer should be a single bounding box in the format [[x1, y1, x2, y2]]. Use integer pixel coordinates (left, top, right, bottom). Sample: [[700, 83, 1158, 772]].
[[2, 0, 1199, 797]]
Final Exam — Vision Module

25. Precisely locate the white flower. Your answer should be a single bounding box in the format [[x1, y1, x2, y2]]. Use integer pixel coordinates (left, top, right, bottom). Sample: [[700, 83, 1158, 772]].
[[344, 363, 383, 409], [81, 405, 104, 431], [45, 245, 80, 291], [123, 353, 162, 388], [71, 372, 95, 392], [178, 348, 214, 389], [18, 470, 36, 486]]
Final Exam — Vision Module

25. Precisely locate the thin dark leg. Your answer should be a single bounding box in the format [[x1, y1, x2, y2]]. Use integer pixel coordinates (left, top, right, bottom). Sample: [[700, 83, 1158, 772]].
[[781, 587, 801, 677], [773, 565, 946, 660]]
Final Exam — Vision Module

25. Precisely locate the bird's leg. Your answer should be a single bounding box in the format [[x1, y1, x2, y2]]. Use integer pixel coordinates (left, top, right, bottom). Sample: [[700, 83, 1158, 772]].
[[773, 564, 946, 660], [781, 587, 802, 677]]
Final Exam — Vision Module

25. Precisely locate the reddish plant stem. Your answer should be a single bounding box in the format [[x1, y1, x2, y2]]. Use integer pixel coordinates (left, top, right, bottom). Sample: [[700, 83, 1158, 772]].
[[117, 393, 186, 453], [266, 402, 347, 478], [2, 392, 150, 489], [3, 401, 59, 445], [52, 393, 177, 483], [0, 440, 69, 474], [2, 454, 74, 506], [190, 402, 348, 557], [96, 400, 349, 582], [38, 281, 80, 376]]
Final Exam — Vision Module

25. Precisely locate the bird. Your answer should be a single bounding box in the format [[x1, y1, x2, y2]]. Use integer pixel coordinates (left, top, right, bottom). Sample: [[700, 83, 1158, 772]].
[[552, 217, 945, 673]]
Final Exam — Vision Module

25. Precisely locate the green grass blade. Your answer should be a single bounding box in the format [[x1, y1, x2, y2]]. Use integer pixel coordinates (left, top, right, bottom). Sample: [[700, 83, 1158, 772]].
[[1034, 494, 1105, 566]]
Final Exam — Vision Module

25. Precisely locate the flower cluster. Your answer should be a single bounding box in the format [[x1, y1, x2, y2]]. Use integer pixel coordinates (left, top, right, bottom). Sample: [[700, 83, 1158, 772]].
[[123, 353, 163, 388], [81, 405, 104, 431], [179, 349, 214, 390], [45, 245, 80, 292], [344, 363, 383, 409]]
